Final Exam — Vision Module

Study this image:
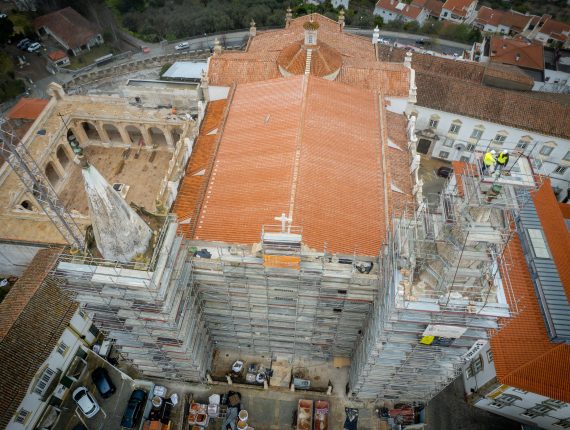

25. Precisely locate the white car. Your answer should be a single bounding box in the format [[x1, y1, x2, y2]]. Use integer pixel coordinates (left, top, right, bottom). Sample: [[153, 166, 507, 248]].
[[175, 42, 189, 50], [72, 387, 100, 418], [27, 42, 42, 53]]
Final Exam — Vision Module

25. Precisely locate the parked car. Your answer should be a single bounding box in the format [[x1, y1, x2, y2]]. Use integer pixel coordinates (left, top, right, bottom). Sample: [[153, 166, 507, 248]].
[[436, 166, 453, 178], [175, 42, 189, 50], [17, 38, 31, 50], [91, 367, 116, 398], [121, 389, 147, 429], [0, 13, 7, 19], [27, 42, 42, 53], [72, 387, 100, 418]]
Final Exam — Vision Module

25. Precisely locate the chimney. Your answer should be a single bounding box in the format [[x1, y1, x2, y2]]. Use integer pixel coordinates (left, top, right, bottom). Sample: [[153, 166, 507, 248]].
[[213, 37, 222, 55], [303, 18, 319, 46]]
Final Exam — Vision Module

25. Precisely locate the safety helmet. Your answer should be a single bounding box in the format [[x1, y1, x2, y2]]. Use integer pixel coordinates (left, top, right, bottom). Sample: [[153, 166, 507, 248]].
[[502, 150, 508, 154], [490, 150, 496, 155]]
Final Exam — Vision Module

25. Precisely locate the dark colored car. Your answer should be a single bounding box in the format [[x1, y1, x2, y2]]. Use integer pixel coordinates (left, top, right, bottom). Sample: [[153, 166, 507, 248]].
[[91, 367, 116, 398], [121, 389, 147, 429], [436, 166, 453, 178], [17, 38, 31, 50]]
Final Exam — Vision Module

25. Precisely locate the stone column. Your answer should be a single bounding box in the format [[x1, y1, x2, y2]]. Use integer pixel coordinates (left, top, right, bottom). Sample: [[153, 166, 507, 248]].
[[71, 123, 89, 146], [49, 155, 66, 178], [118, 125, 133, 146], [165, 130, 175, 149], [96, 121, 110, 146], [141, 127, 153, 147]]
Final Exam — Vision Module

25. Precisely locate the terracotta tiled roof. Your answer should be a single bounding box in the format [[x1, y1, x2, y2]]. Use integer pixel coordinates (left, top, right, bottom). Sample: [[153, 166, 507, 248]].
[[0, 248, 77, 428], [6, 98, 49, 120], [475, 6, 504, 27], [375, 0, 425, 20], [441, 0, 474, 17], [276, 40, 342, 78], [192, 75, 392, 256], [502, 10, 533, 32], [415, 72, 570, 139], [48, 50, 67, 61], [34, 7, 100, 50], [539, 18, 570, 38], [173, 100, 228, 236], [412, 0, 443, 16], [491, 181, 570, 402], [489, 36, 544, 71], [559, 203, 570, 219], [376, 44, 534, 87], [208, 14, 413, 95]]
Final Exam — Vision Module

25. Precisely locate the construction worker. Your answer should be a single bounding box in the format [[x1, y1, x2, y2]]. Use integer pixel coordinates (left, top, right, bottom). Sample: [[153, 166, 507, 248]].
[[497, 149, 509, 171], [482, 150, 497, 175]]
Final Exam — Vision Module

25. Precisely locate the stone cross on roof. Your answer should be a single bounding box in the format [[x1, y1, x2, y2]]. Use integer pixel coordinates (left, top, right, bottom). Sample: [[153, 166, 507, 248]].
[[275, 212, 292, 233]]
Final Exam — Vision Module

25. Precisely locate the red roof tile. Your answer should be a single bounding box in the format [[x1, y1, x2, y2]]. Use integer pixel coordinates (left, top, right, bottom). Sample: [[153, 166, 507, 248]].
[[192, 75, 391, 255], [491, 181, 570, 402], [489, 36, 544, 71], [172, 99, 228, 236], [441, 0, 474, 17], [48, 50, 67, 61], [34, 7, 100, 50], [6, 98, 49, 120], [207, 14, 410, 97]]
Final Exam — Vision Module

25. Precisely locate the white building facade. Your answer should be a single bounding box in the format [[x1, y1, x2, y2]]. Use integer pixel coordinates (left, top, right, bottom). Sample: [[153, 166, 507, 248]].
[[7, 309, 98, 429], [463, 341, 570, 430], [411, 105, 570, 200]]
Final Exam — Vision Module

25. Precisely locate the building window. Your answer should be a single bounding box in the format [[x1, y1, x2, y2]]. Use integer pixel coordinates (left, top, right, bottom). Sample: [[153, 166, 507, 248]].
[[539, 145, 554, 156], [489, 394, 521, 408], [439, 151, 450, 159], [564, 151, 570, 161], [532, 158, 543, 170], [449, 123, 461, 134], [521, 409, 541, 419], [79, 309, 88, 320], [554, 166, 568, 175], [443, 138, 454, 147], [89, 324, 100, 337], [466, 143, 476, 152], [429, 119, 439, 128], [554, 419, 570, 429], [460, 156, 470, 162], [470, 128, 483, 140], [57, 341, 69, 356], [543, 399, 567, 409], [34, 367, 56, 396], [489, 400, 505, 408], [466, 356, 484, 378], [15, 409, 30, 424], [516, 138, 531, 149], [487, 350, 493, 363], [527, 228, 550, 259], [493, 133, 507, 145]]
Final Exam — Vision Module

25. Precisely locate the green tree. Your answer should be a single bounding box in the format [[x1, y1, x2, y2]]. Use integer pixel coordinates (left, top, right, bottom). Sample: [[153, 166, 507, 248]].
[[374, 16, 384, 28], [0, 17, 14, 45]]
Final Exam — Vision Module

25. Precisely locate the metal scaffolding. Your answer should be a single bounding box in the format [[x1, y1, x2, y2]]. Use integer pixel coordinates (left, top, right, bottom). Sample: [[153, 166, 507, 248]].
[[51, 216, 212, 381], [187, 223, 380, 362], [349, 159, 539, 402]]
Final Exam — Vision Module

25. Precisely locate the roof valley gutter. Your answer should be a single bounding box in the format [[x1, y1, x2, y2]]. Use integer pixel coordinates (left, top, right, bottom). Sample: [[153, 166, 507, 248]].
[[288, 75, 310, 222]]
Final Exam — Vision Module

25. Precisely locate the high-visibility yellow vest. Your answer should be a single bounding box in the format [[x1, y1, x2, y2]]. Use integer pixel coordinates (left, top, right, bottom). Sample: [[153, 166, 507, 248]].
[[484, 152, 496, 166], [497, 153, 508, 165]]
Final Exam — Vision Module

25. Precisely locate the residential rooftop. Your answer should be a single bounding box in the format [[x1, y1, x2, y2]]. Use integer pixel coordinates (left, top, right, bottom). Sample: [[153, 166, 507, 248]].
[[34, 7, 100, 50], [489, 36, 544, 71]]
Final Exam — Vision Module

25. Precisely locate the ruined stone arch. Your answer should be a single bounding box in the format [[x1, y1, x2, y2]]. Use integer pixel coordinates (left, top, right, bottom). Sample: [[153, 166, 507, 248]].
[[103, 123, 121, 144], [125, 124, 143, 145], [81, 121, 102, 141], [149, 127, 167, 147], [45, 161, 60, 187], [56, 145, 70, 169], [171, 127, 183, 146]]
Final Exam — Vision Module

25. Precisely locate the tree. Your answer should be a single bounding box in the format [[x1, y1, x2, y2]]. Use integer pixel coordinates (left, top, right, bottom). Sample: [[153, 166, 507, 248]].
[[374, 16, 384, 28], [0, 17, 14, 45]]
